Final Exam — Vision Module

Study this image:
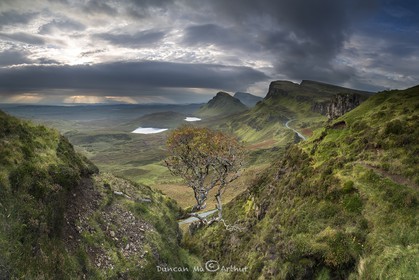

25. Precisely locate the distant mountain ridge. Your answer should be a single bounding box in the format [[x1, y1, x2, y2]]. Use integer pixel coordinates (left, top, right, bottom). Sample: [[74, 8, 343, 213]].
[[212, 80, 375, 147], [197, 91, 248, 117], [265, 80, 372, 101], [234, 92, 263, 107]]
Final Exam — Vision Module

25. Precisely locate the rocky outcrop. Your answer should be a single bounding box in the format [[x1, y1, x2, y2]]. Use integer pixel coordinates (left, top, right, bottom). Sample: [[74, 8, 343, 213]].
[[265, 80, 369, 119], [312, 93, 367, 119], [265, 81, 303, 99], [326, 93, 364, 119], [311, 101, 329, 115]]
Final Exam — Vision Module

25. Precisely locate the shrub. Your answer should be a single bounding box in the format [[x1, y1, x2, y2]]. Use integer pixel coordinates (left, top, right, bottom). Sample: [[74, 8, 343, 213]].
[[384, 119, 404, 135], [343, 194, 363, 214], [342, 181, 355, 193]]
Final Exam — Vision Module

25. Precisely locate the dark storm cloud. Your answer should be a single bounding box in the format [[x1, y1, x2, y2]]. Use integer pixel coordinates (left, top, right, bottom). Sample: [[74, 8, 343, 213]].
[[95, 30, 166, 47], [182, 24, 260, 52], [0, 32, 45, 45], [38, 19, 86, 34], [0, 10, 37, 29], [0, 61, 268, 95], [199, 0, 377, 83], [0, 0, 417, 100], [0, 49, 31, 66]]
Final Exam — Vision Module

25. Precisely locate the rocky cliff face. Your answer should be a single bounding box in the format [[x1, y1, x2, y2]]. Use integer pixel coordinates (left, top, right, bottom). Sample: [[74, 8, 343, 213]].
[[326, 93, 363, 119], [265, 81, 303, 99], [265, 80, 369, 120], [311, 101, 329, 115], [312, 93, 365, 119]]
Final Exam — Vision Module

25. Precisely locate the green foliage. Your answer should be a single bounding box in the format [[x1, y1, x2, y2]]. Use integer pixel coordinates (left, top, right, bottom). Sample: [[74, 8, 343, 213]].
[[166, 125, 245, 213], [0, 111, 197, 279], [185, 86, 419, 279]]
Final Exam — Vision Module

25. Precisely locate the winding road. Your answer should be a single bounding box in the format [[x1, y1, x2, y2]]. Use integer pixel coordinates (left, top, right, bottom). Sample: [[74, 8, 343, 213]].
[[285, 119, 306, 141]]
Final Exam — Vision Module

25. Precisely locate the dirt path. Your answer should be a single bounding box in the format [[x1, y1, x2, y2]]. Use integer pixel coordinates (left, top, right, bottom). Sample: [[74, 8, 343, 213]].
[[359, 162, 418, 190]]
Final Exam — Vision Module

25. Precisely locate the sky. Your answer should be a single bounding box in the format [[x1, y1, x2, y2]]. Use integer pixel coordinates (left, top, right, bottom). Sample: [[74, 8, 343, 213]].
[[0, 0, 418, 104]]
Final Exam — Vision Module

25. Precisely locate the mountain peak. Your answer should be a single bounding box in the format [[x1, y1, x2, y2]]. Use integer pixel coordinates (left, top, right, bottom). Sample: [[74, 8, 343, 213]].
[[215, 91, 232, 98], [196, 91, 247, 117]]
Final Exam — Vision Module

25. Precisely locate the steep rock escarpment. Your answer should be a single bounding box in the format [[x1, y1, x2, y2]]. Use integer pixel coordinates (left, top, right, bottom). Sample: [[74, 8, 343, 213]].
[[265, 80, 370, 117], [312, 93, 367, 119], [326, 93, 363, 119]]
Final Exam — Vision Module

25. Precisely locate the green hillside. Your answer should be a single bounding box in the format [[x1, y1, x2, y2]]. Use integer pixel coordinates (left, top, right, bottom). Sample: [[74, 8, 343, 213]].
[[185, 86, 419, 279], [219, 80, 372, 150], [197, 91, 248, 118], [0, 110, 197, 279]]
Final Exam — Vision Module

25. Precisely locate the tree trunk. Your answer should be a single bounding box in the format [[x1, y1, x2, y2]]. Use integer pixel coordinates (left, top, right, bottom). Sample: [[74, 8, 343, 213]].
[[215, 192, 222, 220]]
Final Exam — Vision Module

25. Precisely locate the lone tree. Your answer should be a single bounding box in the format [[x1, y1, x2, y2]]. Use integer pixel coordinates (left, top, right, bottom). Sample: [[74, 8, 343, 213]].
[[165, 126, 244, 222]]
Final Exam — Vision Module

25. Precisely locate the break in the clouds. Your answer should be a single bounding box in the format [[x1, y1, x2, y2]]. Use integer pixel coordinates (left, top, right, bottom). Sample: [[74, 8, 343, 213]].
[[0, 0, 418, 104]]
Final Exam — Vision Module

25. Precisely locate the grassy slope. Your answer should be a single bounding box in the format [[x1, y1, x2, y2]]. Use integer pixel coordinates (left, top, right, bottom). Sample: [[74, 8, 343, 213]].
[[217, 82, 330, 147], [0, 82, 370, 217], [185, 87, 418, 279], [0, 110, 198, 279]]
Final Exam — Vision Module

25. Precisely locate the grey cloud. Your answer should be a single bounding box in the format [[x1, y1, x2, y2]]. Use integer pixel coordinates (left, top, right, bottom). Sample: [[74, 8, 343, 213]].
[[0, 32, 45, 45], [0, 10, 37, 29], [203, 0, 377, 83], [95, 30, 166, 47], [0, 0, 416, 96], [38, 19, 86, 34], [36, 57, 60, 64], [123, 0, 175, 18], [0, 61, 269, 95], [0, 49, 31, 66], [80, 49, 106, 57], [182, 24, 260, 52], [83, 0, 117, 16]]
